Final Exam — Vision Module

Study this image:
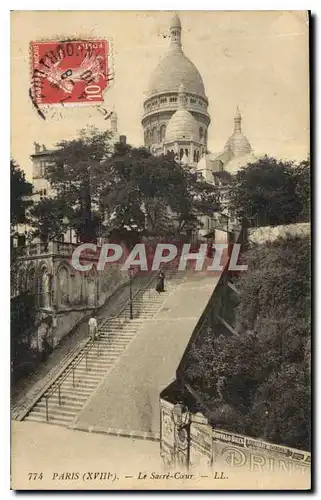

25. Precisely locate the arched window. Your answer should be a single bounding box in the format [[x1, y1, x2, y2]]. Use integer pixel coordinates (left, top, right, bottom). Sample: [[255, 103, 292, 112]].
[[38, 267, 50, 308], [146, 129, 151, 145], [26, 268, 36, 294], [199, 127, 204, 142], [160, 124, 166, 142], [152, 127, 157, 144], [196, 151, 200, 162], [180, 149, 184, 160], [58, 266, 69, 306], [185, 148, 189, 157], [193, 150, 197, 162]]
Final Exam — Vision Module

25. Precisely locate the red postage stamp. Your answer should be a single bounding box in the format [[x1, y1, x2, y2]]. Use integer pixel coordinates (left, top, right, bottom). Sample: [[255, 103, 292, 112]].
[[30, 40, 110, 106]]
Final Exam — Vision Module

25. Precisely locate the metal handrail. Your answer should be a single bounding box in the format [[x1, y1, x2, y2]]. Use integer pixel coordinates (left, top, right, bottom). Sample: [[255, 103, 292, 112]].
[[43, 269, 159, 421]]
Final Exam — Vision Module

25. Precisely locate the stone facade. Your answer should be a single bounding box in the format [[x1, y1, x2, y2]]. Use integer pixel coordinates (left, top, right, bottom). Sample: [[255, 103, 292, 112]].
[[16, 241, 129, 351], [141, 14, 210, 165]]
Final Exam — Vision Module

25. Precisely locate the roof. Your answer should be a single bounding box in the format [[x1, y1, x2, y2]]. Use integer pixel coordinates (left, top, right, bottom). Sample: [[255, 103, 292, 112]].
[[224, 132, 252, 157], [147, 15, 206, 98], [165, 108, 199, 142]]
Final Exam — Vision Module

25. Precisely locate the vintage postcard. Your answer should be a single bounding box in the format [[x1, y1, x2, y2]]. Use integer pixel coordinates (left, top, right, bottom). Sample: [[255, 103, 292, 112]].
[[10, 10, 311, 490]]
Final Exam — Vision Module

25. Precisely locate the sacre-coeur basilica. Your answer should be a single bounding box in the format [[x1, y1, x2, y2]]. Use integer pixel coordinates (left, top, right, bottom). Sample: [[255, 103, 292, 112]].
[[141, 13, 255, 182]]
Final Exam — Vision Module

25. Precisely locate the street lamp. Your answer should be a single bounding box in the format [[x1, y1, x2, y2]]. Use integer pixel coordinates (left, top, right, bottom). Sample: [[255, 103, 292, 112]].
[[62, 215, 72, 244], [172, 402, 190, 429], [128, 267, 134, 320], [172, 401, 190, 469]]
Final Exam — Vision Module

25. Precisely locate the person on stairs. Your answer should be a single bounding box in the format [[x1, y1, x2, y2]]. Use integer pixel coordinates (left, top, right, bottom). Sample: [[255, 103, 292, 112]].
[[88, 314, 98, 341], [155, 270, 165, 294]]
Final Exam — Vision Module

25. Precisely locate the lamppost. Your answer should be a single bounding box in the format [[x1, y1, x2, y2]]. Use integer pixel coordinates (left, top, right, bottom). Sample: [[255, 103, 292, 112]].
[[172, 402, 190, 469], [62, 215, 72, 244], [128, 267, 133, 320]]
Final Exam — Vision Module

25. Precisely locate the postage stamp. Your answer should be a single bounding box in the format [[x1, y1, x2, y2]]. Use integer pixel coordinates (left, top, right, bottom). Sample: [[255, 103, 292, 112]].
[[30, 40, 110, 106]]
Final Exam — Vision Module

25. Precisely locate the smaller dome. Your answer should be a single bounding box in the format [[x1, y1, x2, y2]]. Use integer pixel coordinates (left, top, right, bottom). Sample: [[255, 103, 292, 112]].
[[165, 108, 199, 142], [224, 107, 251, 157], [224, 132, 252, 157]]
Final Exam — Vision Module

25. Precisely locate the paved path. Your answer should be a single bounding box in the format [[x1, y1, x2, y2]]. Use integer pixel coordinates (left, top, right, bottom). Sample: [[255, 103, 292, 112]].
[[75, 272, 221, 436], [11, 420, 160, 490]]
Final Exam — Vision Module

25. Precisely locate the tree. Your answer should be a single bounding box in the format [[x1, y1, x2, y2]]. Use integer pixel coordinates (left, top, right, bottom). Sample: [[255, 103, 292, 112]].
[[11, 159, 33, 236], [29, 198, 69, 248], [43, 129, 220, 243], [293, 158, 310, 222], [11, 160, 33, 293], [184, 234, 311, 450], [46, 127, 113, 241], [229, 156, 305, 226], [101, 144, 220, 238]]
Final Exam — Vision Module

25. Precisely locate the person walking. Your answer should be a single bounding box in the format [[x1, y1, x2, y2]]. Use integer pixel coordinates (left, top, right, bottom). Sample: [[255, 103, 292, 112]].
[[156, 270, 165, 293], [88, 314, 98, 341]]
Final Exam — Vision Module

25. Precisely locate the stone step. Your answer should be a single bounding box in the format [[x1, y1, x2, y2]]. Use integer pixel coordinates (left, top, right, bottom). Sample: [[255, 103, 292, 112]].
[[53, 386, 94, 396], [22, 274, 185, 426], [37, 398, 84, 410], [31, 404, 77, 418], [25, 413, 74, 424], [60, 382, 98, 392]]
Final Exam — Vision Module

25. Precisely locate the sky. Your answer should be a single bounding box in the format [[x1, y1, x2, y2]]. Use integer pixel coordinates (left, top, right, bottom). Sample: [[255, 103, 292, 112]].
[[11, 10, 309, 181]]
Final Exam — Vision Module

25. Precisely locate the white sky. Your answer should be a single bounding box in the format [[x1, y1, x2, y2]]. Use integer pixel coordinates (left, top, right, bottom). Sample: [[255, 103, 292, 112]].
[[11, 10, 309, 180]]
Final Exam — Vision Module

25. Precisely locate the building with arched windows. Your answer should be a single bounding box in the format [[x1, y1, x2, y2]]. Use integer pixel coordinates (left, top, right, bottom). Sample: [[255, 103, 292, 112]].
[[142, 13, 255, 236], [141, 13, 210, 164]]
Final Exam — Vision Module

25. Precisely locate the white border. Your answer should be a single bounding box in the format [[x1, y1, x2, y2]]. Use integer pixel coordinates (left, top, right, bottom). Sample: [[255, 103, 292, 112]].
[[3, 2, 319, 499]]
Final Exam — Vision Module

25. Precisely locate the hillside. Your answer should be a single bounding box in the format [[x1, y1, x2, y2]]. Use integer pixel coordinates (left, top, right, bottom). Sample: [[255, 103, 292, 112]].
[[184, 234, 311, 451]]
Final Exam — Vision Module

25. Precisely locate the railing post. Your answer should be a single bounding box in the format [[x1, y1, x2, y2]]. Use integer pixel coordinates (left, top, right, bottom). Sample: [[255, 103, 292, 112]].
[[58, 385, 61, 406], [45, 397, 49, 422]]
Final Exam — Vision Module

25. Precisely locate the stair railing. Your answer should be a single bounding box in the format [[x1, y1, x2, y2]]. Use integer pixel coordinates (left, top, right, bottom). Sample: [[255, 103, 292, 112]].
[[42, 270, 159, 422]]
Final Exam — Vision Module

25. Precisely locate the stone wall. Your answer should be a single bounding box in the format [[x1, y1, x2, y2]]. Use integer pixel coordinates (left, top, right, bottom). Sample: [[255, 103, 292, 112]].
[[249, 222, 310, 245], [16, 250, 131, 351], [160, 398, 311, 478]]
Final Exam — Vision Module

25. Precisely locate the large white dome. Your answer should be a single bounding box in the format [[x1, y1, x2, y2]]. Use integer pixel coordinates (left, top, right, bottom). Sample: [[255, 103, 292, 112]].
[[147, 49, 206, 98]]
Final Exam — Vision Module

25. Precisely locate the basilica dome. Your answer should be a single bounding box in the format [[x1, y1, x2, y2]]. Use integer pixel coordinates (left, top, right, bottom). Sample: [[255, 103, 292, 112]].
[[147, 50, 206, 98], [141, 14, 210, 156], [165, 108, 199, 142], [224, 132, 252, 157], [224, 107, 252, 157]]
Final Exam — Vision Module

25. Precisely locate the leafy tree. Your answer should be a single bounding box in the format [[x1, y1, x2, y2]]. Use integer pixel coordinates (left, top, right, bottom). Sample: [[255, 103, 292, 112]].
[[229, 156, 305, 226], [184, 235, 311, 450], [101, 144, 220, 238], [43, 129, 220, 243], [10, 159, 33, 236], [29, 198, 69, 248], [11, 160, 33, 293], [293, 158, 311, 222], [46, 127, 113, 241]]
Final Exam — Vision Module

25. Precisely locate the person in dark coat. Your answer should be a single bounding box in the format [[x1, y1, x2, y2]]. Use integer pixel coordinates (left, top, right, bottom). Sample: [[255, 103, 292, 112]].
[[156, 270, 165, 293]]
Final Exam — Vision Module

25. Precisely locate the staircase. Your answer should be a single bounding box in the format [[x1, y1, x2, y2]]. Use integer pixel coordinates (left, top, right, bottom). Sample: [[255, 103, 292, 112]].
[[22, 269, 185, 426]]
